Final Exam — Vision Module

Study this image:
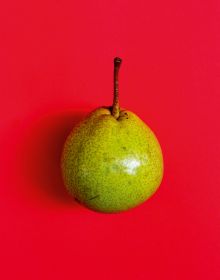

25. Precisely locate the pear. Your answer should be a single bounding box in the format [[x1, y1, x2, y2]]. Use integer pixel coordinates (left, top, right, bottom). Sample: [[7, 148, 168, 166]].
[[61, 58, 163, 213]]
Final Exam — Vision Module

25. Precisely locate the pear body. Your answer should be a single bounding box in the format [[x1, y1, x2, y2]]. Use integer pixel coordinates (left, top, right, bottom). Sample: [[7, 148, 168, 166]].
[[61, 107, 163, 213]]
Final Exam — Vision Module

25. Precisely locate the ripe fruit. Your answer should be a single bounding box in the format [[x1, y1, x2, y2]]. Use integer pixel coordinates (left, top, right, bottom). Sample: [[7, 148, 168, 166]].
[[61, 58, 163, 213]]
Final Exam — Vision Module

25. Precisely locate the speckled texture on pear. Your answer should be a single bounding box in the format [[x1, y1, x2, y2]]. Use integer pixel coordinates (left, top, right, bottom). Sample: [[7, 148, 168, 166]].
[[61, 107, 163, 213]]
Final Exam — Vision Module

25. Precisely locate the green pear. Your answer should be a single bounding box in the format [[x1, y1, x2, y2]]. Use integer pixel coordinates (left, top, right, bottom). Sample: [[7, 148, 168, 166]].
[[61, 58, 163, 213]]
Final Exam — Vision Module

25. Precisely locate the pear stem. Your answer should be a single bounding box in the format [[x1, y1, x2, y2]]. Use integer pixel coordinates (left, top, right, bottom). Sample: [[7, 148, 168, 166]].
[[112, 57, 122, 119]]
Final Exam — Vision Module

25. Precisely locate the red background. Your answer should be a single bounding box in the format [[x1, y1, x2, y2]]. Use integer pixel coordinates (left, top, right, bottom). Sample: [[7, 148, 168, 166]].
[[0, 1, 220, 279]]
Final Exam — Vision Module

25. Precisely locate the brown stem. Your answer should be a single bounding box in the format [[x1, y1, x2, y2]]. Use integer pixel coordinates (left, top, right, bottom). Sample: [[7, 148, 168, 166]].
[[112, 57, 122, 119]]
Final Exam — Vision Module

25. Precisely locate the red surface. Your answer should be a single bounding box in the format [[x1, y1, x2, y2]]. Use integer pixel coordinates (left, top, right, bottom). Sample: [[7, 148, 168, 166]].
[[0, 1, 220, 279]]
